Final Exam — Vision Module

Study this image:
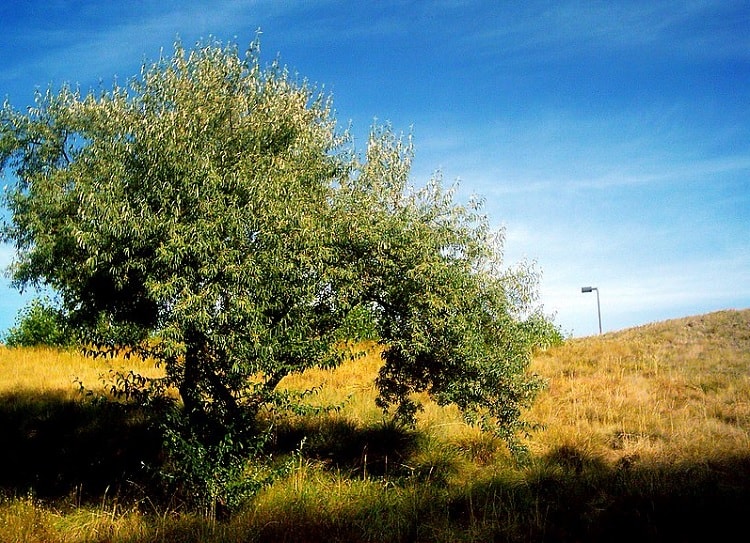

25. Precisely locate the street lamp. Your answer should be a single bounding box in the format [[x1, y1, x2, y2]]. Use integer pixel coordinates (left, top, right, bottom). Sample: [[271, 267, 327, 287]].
[[581, 286, 602, 335]]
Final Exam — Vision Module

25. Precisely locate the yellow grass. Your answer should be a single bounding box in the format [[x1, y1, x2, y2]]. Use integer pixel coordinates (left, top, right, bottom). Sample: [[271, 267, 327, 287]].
[[1, 308, 749, 541], [278, 341, 386, 424], [528, 309, 750, 466], [3, 310, 749, 472], [0, 345, 163, 398], [276, 308, 750, 477]]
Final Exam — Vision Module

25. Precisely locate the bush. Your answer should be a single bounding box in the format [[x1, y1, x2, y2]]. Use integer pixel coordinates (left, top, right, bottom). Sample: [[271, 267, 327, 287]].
[[3, 297, 72, 348], [521, 311, 565, 351]]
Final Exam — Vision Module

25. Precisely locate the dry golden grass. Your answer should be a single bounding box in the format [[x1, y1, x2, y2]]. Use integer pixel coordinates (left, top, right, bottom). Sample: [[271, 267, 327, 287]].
[[1, 308, 749, 542], [0, 345, 163, 398], [262, 310, 750, 476], [278, 341, 386, 424], [3, 311, 749, 471], [528, 309, 750, 466]]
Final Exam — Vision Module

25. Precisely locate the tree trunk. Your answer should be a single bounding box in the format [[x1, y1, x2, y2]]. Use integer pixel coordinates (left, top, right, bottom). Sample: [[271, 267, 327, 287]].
[[180, 338, 203, 420]]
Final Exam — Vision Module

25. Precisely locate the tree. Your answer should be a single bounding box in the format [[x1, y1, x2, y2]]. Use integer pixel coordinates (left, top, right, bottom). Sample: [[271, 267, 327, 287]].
[[1, 38, 548, 509]]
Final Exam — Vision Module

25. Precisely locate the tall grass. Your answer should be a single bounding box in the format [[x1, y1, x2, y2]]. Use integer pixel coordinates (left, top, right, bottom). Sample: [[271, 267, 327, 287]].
[[1, 309, 749, 542], [529, 309, 750, 465], [0, 345, 162, 396]]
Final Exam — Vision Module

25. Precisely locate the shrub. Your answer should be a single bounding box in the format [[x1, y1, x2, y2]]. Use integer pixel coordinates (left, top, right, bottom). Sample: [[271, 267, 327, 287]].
[[3, 297, 72, 348]]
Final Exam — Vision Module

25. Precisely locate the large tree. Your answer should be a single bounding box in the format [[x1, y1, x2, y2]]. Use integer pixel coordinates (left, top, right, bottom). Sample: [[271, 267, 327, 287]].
[[1, 39, 547, 506]]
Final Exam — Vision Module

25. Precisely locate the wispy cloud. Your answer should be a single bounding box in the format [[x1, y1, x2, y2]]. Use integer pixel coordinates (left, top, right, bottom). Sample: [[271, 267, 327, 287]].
[[1, 0, 311, 95], [538, 248, 750, 336], [479, 154, 750, 197], [412, 99, 750, 199], [464, 0, 750, 64]]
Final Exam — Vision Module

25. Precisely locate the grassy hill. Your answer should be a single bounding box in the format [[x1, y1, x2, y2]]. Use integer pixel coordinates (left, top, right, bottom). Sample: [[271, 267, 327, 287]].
[[1, 309, 749, 542]]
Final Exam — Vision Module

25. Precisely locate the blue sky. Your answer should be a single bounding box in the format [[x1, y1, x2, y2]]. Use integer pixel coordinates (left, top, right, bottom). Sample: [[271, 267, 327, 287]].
[[1, 0, 748, 337]]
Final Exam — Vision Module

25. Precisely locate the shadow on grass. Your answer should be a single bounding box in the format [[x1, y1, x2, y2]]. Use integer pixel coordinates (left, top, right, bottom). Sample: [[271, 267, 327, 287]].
[[439, 445, 750, 543], [3, 393, 750, 541], [0, 389, 164, 504], [243, 446, 750, 543], [270, 414, 423, 479], [0, 389, 424, 505]]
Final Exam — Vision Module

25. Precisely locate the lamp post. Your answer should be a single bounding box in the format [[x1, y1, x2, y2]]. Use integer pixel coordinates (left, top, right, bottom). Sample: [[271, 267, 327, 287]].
[[581, 286, 602, 335]]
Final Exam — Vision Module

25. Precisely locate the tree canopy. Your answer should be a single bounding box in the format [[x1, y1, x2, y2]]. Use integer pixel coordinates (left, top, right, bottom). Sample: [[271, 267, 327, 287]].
[[1, 38, 550, 509]]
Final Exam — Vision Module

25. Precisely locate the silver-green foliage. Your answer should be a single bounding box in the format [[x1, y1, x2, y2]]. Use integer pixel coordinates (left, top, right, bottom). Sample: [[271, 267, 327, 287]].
[[1, 39, 547, 502]]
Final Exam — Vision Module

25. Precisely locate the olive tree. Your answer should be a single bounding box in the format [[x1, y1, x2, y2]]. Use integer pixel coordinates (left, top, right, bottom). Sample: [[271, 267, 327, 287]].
[[1, 39, 547, 508]]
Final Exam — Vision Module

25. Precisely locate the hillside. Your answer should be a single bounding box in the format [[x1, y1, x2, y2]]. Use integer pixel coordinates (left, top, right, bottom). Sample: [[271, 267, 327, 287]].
[[528, 308, 750, 464], [1, 308, 749, 542]]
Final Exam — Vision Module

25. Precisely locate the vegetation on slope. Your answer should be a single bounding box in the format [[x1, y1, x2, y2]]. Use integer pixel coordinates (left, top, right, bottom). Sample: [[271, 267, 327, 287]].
[[1, 309, 749, 542]]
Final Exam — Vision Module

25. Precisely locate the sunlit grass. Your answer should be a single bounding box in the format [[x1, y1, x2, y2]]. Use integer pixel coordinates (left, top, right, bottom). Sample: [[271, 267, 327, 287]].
[[528, 310, 750, 465], [0, 345, 164, 397]]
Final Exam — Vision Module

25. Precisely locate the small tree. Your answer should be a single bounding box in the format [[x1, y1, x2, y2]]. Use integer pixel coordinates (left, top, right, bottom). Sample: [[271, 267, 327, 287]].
[[1, 38, 548, 510]]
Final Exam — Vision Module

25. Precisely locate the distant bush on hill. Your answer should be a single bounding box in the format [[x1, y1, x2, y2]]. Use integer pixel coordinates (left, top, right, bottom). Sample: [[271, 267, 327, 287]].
[[521, 310, 565, 351], [3, 297, 72, 348]]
